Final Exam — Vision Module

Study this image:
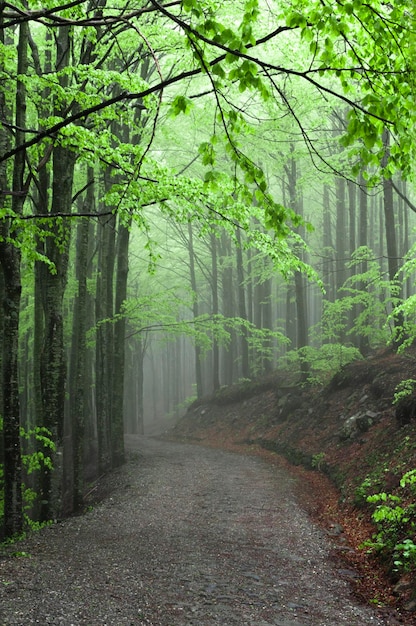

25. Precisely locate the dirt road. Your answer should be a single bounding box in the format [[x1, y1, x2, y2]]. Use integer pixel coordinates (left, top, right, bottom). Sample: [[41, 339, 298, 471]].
[[0, 437, 393, 625]]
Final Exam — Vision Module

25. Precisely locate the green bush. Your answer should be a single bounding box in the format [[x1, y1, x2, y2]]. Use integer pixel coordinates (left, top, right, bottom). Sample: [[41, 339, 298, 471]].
[[363, 469, 416, 573], [0, 417, 55, 533]]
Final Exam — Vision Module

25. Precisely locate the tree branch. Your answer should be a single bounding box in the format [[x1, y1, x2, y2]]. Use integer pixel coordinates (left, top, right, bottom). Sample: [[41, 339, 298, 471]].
[[392, 181, 416, 214]]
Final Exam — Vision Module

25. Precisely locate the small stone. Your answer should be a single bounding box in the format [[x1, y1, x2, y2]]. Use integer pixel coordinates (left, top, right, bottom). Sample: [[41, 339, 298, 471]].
[[404, 599, 416, 612], [393, 578, 413, 595]]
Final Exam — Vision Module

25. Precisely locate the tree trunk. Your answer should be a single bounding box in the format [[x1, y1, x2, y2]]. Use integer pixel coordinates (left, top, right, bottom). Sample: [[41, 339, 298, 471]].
[[95, 209, 116, 473], [286, 153, 308, 380], [220, 232, 235, 385], [262, 275, 273, 374], [111, 220, 131, 467], [335, 176, 347, 293], [68, 172, 93, 511], [358, 173, 370, 354], [210, 232, 220, 391], [235, 227, 250, 379], [382, 130, 403, 340], [187, 221, 203, 398], [0, 20, 29, 537], [322, 183, 335, 301], [39, 25, 76, 521]]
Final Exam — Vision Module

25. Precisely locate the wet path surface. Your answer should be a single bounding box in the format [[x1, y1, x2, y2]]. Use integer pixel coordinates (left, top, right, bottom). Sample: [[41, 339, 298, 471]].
[[0, 437, 389, 625]]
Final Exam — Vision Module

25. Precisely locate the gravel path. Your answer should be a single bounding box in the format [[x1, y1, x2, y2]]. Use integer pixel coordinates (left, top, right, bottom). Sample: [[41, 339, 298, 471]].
[[0, 437, 391, 625]]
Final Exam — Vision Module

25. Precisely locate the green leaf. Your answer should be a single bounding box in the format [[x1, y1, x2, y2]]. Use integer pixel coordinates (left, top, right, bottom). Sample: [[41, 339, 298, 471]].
[[169, 95, 193, 117]]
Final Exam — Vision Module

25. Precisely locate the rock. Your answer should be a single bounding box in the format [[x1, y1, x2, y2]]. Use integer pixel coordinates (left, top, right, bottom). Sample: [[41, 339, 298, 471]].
[[404, 599, 416, 612], [327, 522, 344, 536], [339, 410, 381, 440], [337, 568, 362, 580], [393, 578, 413, 595]]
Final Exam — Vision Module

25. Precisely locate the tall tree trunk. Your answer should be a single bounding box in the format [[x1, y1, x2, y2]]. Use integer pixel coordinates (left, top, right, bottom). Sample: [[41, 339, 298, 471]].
[[235, 227, 250, 379], [0, 20, 28, 537], [95, 209, 116, 473], [358, 173, 370, 354], [68, 171, 93, 511], [382, 130, 403, 340], [286, 152, 308, 380], [39, 25, 76, 521], [262, 275, 273, 374], [347, 180, 356, 258], [187, 221, 203, 398], [220, 232, 235, 385], [335, 176, 347, 293], [135, 336, 145, 435], [210, 232, 220, 391], [322, 183, 335, 301], [111, 220, 131, 467]]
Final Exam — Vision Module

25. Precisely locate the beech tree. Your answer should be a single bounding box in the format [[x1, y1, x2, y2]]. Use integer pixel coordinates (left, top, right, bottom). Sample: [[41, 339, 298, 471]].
[[1, 0, 415, 537]]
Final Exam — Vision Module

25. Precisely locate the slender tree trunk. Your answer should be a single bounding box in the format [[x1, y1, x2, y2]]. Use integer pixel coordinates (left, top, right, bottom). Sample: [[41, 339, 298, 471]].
[[136, 337, 145, 435], [262, 275, 273, 374], [39, 25, 76, 521], [335, 176, 347, 293], [187, 221, 203, 398], [220, 232, 235, 385], [68, 172, 93, 511], [286, 153, 308, 380], [95, 209, 116, 473], [322, 183, 335, 301], [111, 220, 131, 467], [347, 180, 356, 258], [235, 228, 250, 379], [382, 130, 403, 340], [358, 173, 370, 354], [210, 232, 220, 391], [0, 20, 29, 537]]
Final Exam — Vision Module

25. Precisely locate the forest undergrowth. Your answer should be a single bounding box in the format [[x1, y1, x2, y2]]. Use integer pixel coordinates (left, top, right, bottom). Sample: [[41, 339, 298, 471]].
[[169, 346, 416, 618]]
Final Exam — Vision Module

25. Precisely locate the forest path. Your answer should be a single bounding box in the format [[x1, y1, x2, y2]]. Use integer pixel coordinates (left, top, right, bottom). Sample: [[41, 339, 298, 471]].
[[1, 437, 391, 625]]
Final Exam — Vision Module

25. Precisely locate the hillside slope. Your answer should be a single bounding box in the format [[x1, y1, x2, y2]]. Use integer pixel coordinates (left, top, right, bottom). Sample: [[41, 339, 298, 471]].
[[170, 347, 416, 617]]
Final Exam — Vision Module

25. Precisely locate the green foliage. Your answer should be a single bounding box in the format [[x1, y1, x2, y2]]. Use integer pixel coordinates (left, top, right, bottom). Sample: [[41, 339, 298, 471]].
[[319, 247, 398, 348], [393, 380, 416, 407], [170, 95, 194, 117], [280, 0, 416, 178], [0, 417, 55, 531], [363, 470, 416, 573], [311, 452, 326, 471], [20, 425, 55, 474], [355, 474, 380, 508], [283, 343, 362, 386]]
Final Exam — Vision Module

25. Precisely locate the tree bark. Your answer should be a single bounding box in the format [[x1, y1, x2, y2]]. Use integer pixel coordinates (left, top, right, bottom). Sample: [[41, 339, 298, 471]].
[[0, 20, 29, 537], [111, 220, 131, 467], [286, 152, 308, 380], [95, 209, 116, 473], [335, 176, 347, 292], [220, 232, 235, 385], [187, 221, 203, 398], [39, 25, 76, 521], [235, 228, 250, 379], [210, 232, 220, 391], [382, 130, 403, 340], [68, 171, 93, 511], [322, 183, 335, 301]]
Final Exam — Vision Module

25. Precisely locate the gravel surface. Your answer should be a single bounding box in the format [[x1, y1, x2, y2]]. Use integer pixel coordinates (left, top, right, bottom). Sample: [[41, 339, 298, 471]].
[[0, 436, 392, 625]]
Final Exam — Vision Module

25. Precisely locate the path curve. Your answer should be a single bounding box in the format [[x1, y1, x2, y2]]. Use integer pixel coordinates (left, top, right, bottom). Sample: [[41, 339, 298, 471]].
[[1, 437, 390, 625]]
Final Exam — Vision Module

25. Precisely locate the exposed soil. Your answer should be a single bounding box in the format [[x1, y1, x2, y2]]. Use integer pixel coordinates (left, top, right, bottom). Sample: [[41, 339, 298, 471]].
[[169, 347, 416, 623], [0, 437, 401, 625]]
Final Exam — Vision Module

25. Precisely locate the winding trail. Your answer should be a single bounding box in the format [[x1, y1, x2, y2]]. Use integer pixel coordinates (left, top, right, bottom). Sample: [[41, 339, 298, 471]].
[[0, 437, 391, 625]]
